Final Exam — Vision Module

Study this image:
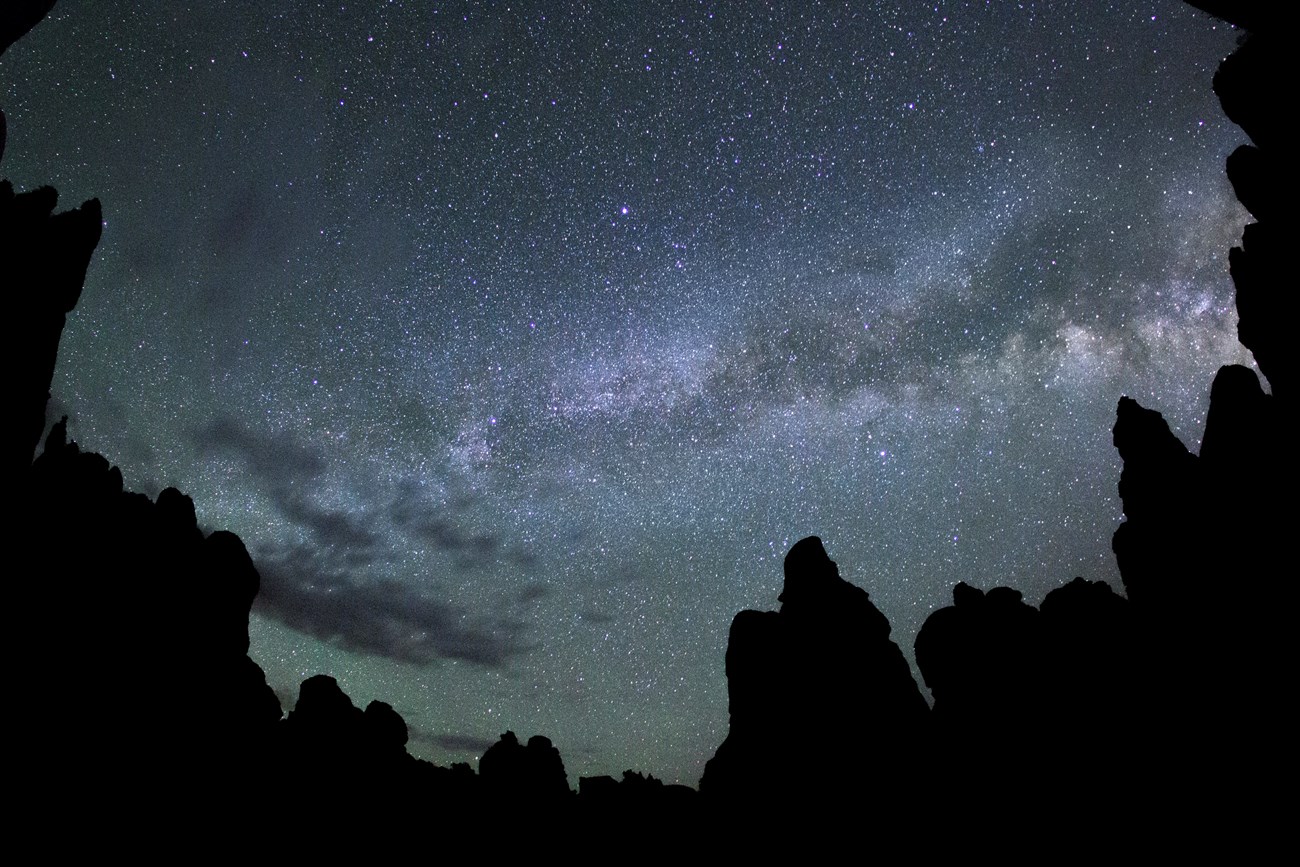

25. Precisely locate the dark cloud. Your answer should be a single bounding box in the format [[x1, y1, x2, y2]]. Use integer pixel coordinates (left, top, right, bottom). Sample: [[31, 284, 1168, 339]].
[[255, 544, 534, 667], [400, 513, 499, 559], [194, 416, 326, 484], [195, 417, 380, 551], [278, 497, 381, 551], [408, 729, 497, 755], [207, 186, 293, 263], [388, 478, 537, 571], [510, 548, 540, 570], [515, 583, 549, 604]]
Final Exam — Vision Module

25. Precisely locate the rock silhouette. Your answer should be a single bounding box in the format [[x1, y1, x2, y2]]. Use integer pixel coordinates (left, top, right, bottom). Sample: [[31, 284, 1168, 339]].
[[914, 576, 1141, 816], [915, 583, 1044, 742], [0, 0, 55, 57], [20, 418, 283, 803], [1189, 2, 1294, 398], [701, 536, 928, 807], [479, 730, 573, 805], [1108, 367, 1287, 809], [276, 674, 443, 812], [2, 182, 102, 479]]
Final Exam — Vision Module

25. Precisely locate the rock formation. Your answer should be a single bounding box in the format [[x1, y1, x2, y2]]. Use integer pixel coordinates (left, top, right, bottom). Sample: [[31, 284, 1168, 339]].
[[1, 180, 102, 479], [20, 419, 283, 799], [479, 730, 573, 804], [1199, 4, 1294, 398], [1109, 4, 1292, 791], [5, 5, 280, 814], [701, 536, 928, 807]]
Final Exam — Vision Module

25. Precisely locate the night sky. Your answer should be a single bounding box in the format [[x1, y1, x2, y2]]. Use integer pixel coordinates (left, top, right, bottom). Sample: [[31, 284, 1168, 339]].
[[3, 1, 1253, 784]]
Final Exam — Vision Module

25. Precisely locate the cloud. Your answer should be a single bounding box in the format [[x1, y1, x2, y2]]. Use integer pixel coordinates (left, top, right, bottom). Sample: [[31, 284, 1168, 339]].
[[388, 478, 536, 571], [255, 544, 534, 667], [514, 583, 549, 604], [196, 418, 543, 665], [394, 511, 498, 559], [408, 729, 497, 754], [196, 416, 380, 552], [194, 416, 325, 485], [277, 496, 381, 551], [196, 418, 519, 565]]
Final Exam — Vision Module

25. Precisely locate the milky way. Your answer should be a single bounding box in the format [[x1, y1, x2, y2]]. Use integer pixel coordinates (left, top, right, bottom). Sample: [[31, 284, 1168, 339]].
[[2, 1, 1253, 783]]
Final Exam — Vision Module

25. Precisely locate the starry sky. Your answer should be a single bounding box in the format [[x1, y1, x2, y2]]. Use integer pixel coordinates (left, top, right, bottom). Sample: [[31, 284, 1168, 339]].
[[3, 0, 1254, 784]]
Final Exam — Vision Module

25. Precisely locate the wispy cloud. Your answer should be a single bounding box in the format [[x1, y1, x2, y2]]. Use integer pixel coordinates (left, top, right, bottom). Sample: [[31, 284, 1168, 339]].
[[197, 418, 542, 666], [255, 544, 533, 667]]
